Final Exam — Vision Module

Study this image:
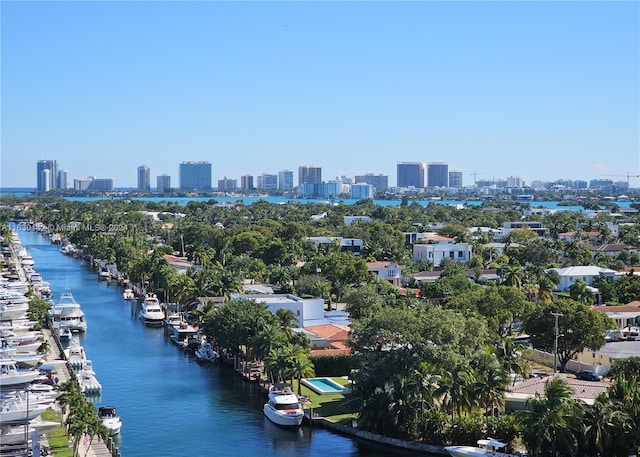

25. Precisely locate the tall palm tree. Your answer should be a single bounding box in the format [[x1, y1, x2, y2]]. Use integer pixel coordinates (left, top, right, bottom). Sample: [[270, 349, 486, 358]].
[[290, 354, 315, 395], [517, 377, 585, 457], [274, 308, 298, 337], [252, 323, 285, 362]]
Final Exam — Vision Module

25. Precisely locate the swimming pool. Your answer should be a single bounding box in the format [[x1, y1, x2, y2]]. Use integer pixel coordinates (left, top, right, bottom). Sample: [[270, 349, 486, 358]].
[[301, 377, 347, 395]]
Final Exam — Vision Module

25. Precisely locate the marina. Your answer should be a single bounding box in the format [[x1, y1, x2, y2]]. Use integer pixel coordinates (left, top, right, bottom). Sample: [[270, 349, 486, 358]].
[[16, 227, 435, 457]]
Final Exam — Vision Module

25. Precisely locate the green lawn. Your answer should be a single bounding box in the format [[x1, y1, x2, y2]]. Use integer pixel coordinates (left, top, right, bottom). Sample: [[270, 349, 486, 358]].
[[293, 377, 358, 423], [41, 409, 73, 457]]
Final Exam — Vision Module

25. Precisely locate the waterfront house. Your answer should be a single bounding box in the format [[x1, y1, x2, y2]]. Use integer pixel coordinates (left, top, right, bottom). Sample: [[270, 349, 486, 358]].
[[506, 375, 609, 412], [229, 293, 325, 328]]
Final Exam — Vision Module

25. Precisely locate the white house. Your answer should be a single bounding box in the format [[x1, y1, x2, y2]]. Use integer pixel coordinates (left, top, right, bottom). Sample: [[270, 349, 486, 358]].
[[229, 293, 325, 328], [549, 266, 618, 292], [366, 261, 402, 286], [412, 235, 472, 266]]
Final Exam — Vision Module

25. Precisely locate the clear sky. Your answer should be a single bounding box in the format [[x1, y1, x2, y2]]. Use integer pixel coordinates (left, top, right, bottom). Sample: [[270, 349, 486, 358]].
[[1, 1, 639, 189]]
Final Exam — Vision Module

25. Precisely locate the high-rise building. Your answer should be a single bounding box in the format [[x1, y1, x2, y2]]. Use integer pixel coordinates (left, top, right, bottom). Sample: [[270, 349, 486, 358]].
[[448, 170, 463, 188], [36, 160, 57, 192], [137, 165, 151, 191], [298, 165, 322, 186], [218, 177, 238, 191], [257, 174, 278, 190], [157, 174, 171, 192], [278, 170, 294, 190], [73, 177, 113, 191], [396, 162, 425, 188], [179, 161, 212, 191], [427, 163, 448, 187], [57, 170, 70, 190], [241, 175, 254, 191], [506, 176, 523, 188], [351, 183, 374, 199], [355, 173, 388, 190]]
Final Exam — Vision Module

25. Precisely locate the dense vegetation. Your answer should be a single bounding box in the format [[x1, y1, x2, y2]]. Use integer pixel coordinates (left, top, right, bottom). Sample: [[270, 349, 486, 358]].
[[3, 195, 640, 455]]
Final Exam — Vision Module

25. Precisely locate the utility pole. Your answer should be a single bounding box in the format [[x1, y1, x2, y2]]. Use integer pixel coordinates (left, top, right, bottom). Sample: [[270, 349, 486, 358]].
[[551, 312, 565, 374]]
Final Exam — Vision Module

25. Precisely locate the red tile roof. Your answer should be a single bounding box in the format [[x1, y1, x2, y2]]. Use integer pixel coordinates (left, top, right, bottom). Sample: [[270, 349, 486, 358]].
[[306, 324, 350, 342]]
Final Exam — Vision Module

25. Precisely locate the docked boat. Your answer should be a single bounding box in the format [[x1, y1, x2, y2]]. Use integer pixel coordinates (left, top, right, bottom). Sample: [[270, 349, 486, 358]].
[[0, 394, 53, 424], [0, 359, 42, 387], [445, 438, 520, 457], [263, 383, 304, 427], [63, 335, 87, 369], [138, 293, 164, 326], [98, 405, 122, 436], [48, 287, 87, 332], [122, 288, 135, 301], [77, 360, 101, 395], [194, 338, 219, 363], [0, 303, 28, 321], [0, 347, 44, 369]]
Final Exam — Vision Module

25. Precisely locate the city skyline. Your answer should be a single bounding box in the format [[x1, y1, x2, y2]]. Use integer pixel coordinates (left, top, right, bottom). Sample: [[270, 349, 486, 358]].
[[1, 2, 638, 188]]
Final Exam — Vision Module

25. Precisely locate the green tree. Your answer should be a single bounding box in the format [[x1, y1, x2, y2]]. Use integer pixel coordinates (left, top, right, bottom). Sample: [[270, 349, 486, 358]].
[[523, 299, 613, 372]]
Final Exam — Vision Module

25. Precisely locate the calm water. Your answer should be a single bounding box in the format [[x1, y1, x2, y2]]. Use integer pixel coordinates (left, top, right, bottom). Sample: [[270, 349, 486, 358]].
[[17, 228, 433, 457]]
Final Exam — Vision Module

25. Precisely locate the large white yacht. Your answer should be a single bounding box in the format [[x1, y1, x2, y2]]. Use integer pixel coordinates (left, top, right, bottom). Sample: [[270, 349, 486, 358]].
[[49, 287, 87, 332], [138, 293, 165, 326], [263, 384, 304, 427]]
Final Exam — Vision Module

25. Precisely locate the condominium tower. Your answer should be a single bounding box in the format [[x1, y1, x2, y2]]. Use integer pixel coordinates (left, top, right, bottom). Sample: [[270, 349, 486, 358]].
[[298, 165, 322, 186], [396, 162, 425, 188], [179, 161, 212, 191], [36, 160, 58, 192], [157, 174, 171, 192], [427, 163, 448, 187], [137, 165, 151, 191]]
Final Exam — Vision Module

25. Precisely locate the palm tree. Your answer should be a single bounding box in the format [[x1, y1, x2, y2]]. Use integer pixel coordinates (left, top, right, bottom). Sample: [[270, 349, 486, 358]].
[[568, 279, 595, 305], [274, 308, 298, 337], [517, 377, 585, 457], [290, 354, 315, 395], [252, 323, 285, 362]]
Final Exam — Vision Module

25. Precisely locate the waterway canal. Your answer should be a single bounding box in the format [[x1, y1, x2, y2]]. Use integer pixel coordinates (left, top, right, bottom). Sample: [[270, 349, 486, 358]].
[[17, 227, 435, 457]]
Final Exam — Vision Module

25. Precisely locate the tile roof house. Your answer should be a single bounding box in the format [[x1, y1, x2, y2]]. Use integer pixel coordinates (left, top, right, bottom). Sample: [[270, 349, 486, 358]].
[[305, 324, 351, 356], [587, 243, 638, 258], [506, 375, 609, 412]]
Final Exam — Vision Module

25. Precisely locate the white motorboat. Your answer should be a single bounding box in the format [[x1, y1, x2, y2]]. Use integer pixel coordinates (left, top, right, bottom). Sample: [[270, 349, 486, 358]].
[[263, 384, 304, 427], [63, 335, 87, 369], [0, 418, 61, 444], [0, 394, 53, 424], [48, 287, 87, 332], [122, 288, 135, 301], [0, 303, 29, 321], [77, 360, 101, 395], [0, 347, 44, 369], [0, 359, 42, 387], [194, 338, 219, 363], [98, 405, 122, 436], [138, 293, 164, 326], [445, 438, 520, 457]]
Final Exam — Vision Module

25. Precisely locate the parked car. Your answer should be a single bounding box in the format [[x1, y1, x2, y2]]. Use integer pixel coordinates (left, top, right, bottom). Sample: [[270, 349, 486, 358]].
[[575, 370, 603, 382]]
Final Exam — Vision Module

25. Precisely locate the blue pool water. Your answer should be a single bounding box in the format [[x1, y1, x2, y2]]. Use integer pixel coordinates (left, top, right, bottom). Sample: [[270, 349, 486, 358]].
[[302, 378, 346, 394]]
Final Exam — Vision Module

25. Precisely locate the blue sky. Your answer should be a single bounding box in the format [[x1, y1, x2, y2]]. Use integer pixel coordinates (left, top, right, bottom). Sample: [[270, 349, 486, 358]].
[[1, 1, 639, 188]]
